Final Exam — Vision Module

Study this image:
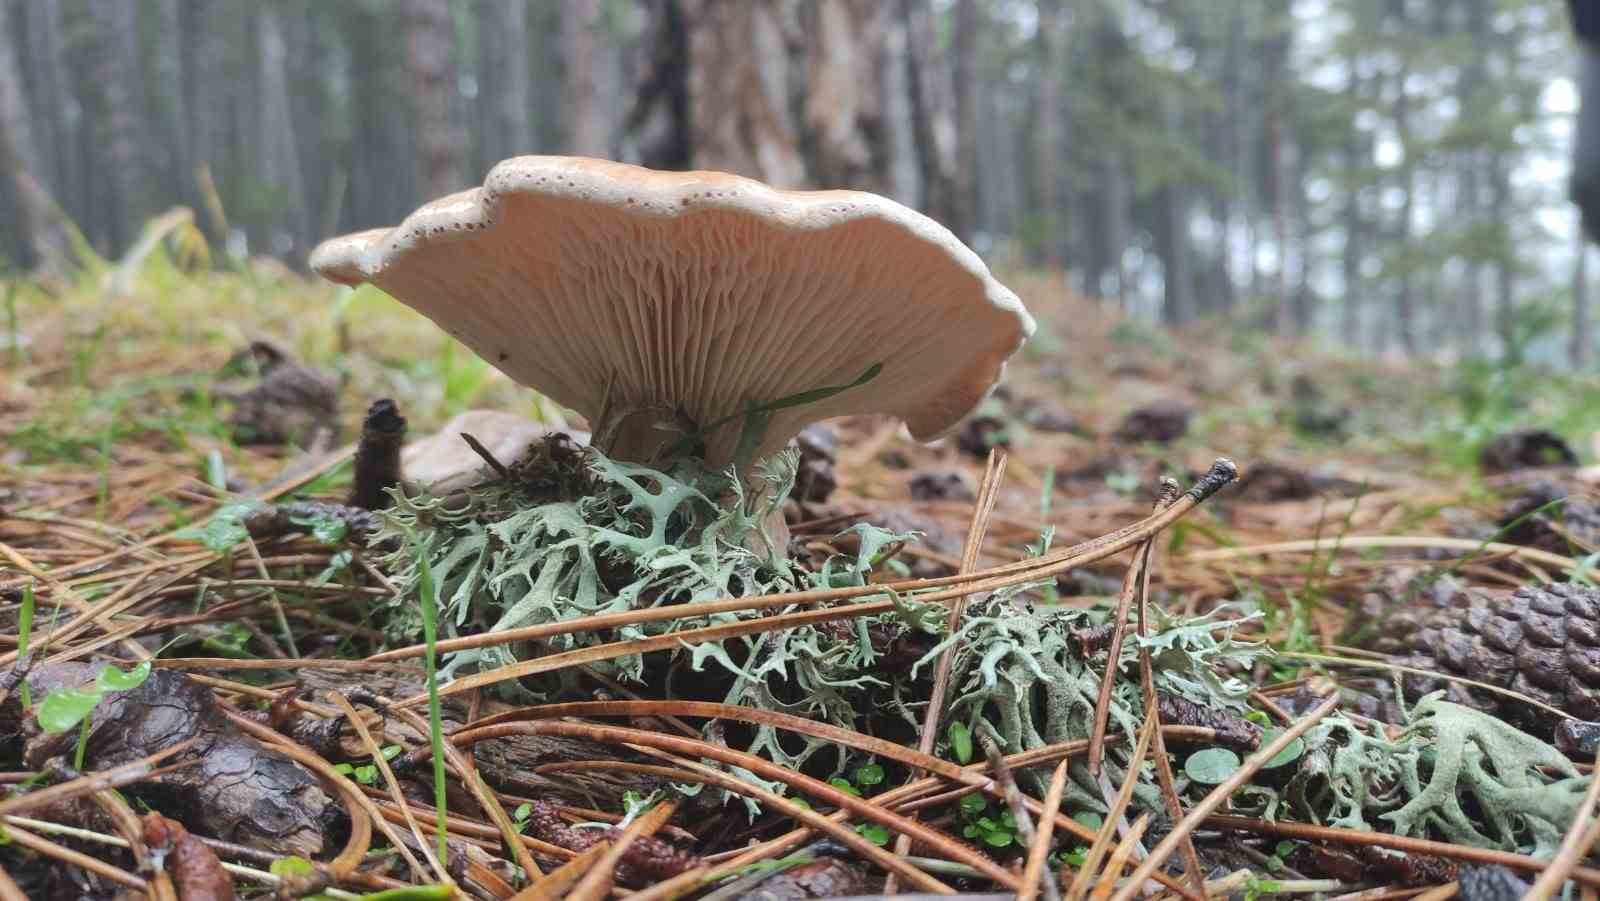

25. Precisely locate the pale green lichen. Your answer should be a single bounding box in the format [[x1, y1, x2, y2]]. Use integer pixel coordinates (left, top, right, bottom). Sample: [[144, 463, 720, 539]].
[[367, 438, 1586, 852], [1286, 693, 1586, 857]]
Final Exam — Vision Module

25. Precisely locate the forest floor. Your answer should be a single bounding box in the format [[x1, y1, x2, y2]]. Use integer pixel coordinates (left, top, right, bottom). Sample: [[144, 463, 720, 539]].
[[3, 244, 1600, 899]]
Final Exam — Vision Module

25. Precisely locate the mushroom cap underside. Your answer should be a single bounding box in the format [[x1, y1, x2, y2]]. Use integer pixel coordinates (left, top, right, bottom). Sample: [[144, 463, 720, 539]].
[[311, 156, 1035, 466]]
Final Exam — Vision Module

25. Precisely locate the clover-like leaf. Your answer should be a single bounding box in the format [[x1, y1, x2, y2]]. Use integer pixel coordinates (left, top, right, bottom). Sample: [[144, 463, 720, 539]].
[[856, 823, 891, 845], [97, 660, 151, 693], [948, 721, 974, 764], [1259, 730, 1306, 770], [36, 686, 104, 733], [1184, 747, 1242, 785]]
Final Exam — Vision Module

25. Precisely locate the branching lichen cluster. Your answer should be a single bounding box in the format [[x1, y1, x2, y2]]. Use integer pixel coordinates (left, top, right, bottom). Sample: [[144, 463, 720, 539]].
[[1285, 695, 1585, 856], [366, 436, 1588, 853]]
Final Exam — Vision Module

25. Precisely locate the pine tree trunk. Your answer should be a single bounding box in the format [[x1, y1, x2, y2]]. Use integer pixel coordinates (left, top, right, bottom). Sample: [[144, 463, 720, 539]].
[[0, 0, 68, 271], [680, 0, 804, 186], [803, 0, 892, 194], [562, 0, 612, 156], [622, 0, 691, 171], [1030, 0, 1067, 266], [65, 0, 151, 253], [404, 0, 468, 198], [256, 4, 308, 257], [1490, 149, 1515, 356], [477, 0, 534, 165], [1574, 229, 1593, 369], [902, 0, 962, 227], [949, 0, 980, 242], [1157, 91, 1193, 325]]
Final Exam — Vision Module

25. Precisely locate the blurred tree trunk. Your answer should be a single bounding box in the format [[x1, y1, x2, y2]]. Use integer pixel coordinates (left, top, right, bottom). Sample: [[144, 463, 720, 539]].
[[1456, 0, 1489, 355], [680, 0, 803, 185], [803, 0, 891, 194], [1264, 9, 1291, 334], [404, 0, 468, 198], [1490, 149, 1515, 355], [65, 0, 151, 253], [1574, 233, 1592, 368], [624, 0, 691, 170], [343, 4, 418, 229], [902, 0, 961, 228], [563, 0, 612, 156], [255, 4, 308, 258], [1389, 0, 1416, 355], [144, 0, 189, 210], [1156, 90, 1193, 325], [1104, 158, 1131, 306], [0, 0, 68, 271], [478, 0, 534, 165], [1030, 0, 1067, 266], [882, 11, 919, 203], [949, 0, 980, 241], [17, 0, 73, 201]]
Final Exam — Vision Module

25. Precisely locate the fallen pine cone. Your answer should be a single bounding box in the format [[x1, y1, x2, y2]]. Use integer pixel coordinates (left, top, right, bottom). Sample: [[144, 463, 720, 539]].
[[1345, 575, 1600, 737]]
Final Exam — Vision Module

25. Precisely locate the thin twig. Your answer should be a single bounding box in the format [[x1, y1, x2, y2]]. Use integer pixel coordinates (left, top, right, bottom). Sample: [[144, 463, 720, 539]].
[[1525, 743, 1600, 899], [888, 449, 1005, 894], [1108, 695, 1341, 901], [1020, 760, 1070, 901]]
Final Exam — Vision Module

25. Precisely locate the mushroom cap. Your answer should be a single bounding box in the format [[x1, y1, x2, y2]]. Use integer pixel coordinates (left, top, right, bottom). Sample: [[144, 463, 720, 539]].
[[310, 156, 1034, 467]]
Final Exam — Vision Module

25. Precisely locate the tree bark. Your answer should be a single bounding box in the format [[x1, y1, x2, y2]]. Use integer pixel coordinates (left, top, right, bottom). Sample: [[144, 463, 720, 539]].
[[1030, 0, 1067, 267], [65, 0, 151, 253], [623, 0, 691, 171], [256, 4, 308, 257], [803, 0, 891, 194], [680, 0, 804, 186], [404, 0, 468, 198], [0, 0, 68, 271], [1157, 91, 1193, 325], [477, 0, 534, 166], [902, 0, 962, 228], [949, 0, 980, 242], [563, 0, 612, 156], [1574, 229, 1593, 369]]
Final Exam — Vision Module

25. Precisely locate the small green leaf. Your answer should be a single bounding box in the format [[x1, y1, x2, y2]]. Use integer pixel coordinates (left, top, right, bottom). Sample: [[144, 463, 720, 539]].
[[354, 765, 378, 784], [96, 660, 151, 692], [291, 511, 348, 545], [948, 722, 974, 764], [270, 856, 317, 879], [173, 501, 264, 552], [789, 797, 812, 811], [959, 793, 988, 816], [513, 803, 532, 822], [1259, 731, 1306, 770], [381, 744, 403, 761], [982, 829, 1014, 848], [855, 762, 885, 787], [1072, 811, 1104, 831], [36, 686, 104, 733], [829, 777, 861, 797], [856, 823, 891, 845], [1184, 747, 1242, 785]]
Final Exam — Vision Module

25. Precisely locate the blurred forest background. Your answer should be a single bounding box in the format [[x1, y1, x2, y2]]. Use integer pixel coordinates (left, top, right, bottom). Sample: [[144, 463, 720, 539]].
[[0, 0, 1592, 367]]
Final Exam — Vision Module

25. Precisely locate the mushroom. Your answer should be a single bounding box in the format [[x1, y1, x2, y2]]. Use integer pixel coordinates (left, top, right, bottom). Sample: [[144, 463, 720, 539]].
[[311, 156, 1033, 472]]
